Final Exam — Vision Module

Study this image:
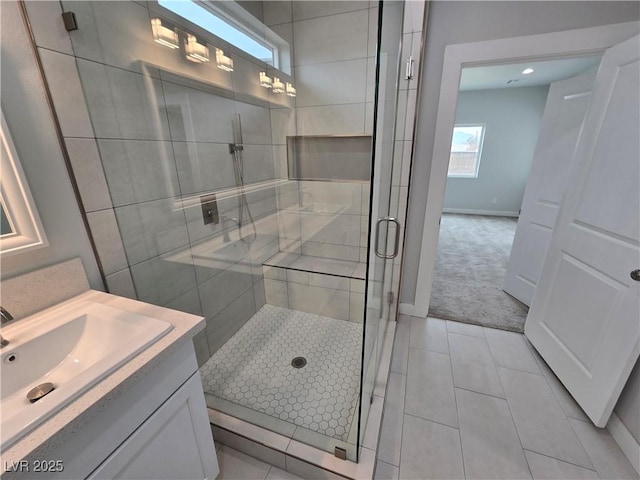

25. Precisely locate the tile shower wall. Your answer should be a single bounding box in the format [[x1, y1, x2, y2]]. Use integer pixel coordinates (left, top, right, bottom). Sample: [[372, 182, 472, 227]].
[[25, 0, 296, 361], [264, 1, 377, 265]]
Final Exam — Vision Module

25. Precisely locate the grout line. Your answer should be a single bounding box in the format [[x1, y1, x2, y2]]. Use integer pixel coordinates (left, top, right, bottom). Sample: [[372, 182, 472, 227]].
[[402, 412, 459, 432], [567, 418, 605, 478], [272, 4, 371, 28], [485, 339, 535, 480], [447, 329, 467, 479], [453, 385, 505, 401], [397, 411, 406, 473], [522, 448, 599, 473]]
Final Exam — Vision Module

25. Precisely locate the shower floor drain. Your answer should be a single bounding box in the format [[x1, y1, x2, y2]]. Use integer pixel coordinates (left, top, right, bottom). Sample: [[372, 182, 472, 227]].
[[291, 356, 307, 368]]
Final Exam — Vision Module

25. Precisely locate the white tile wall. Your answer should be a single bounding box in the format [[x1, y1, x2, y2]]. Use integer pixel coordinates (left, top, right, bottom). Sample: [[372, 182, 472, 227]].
[[264, 278, 289, 308], [105, 267, 137, 300], [38, 49, 94, 138], [115, 197, 190, 265], [205, 286, 257, 354], [264, 1, 293, 27], [65, 138, 113, 212], [86, 209, 129, 275], [293, 10, 369, 66], [288, 282, 349, 320], [172, 141, 235, 196], [295, 59, 368, 108], [130, 247, 197, 305], [98, 139, 180, 205], [295, 104, 366, 136], [77, 59, 170, 140], [292, 1, 369, 22], [162, 81, 235, 143], [24, 1, 73, 54], [63, 0, 159, 77]]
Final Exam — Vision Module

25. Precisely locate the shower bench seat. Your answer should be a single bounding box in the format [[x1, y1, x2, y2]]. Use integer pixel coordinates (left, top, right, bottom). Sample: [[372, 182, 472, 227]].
[[261, 252, 366, 323]]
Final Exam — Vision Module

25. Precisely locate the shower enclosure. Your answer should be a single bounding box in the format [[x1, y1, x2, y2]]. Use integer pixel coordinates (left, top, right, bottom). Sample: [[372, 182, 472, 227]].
[[56, 0, 406, 462]]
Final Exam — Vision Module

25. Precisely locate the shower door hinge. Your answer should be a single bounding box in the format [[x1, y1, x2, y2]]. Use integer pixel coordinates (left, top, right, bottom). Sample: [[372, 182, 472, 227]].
[[387, 291, 395, 305], [405, 56, 415, 80], [61, 11, 78, 31]]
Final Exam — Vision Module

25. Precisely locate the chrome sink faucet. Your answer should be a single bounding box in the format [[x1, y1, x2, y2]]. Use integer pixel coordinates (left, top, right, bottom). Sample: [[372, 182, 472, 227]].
[[1, 306, 15, 348]]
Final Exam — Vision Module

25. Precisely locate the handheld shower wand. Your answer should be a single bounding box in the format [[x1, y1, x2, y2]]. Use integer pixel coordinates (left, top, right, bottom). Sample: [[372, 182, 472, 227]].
[[229, 114, 257, 244]]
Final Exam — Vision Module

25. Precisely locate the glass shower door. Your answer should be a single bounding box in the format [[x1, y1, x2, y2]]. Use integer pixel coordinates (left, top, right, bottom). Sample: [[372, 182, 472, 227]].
[[360, 0, 405, 450]]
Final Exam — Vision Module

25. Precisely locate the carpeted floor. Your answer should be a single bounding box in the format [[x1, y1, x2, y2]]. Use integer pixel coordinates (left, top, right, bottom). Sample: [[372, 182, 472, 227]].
[[429, 214, 529, 333]]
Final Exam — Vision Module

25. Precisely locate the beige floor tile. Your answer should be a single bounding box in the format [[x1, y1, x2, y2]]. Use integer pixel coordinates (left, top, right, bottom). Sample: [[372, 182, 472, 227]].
[[409, 317, 449, 354], [498, 368, 593, 469], [405, 348, 458, 428], [456, 388, 531, 479], [569, 418, 639, 480], [399, 415, 464, 479]]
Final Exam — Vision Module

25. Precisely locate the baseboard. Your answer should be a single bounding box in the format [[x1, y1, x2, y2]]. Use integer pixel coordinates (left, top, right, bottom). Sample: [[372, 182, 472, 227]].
[[607, 412, 640, 475], [399, 302, 427, 318], [442, 208, 520, 217]]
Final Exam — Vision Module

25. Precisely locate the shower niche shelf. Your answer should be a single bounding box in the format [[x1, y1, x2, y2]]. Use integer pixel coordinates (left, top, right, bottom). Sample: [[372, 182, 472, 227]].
[[287, 135, 372, 182]]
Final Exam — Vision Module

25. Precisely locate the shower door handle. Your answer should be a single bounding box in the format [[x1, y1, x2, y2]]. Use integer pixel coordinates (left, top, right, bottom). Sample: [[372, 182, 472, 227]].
[[375, 217, 401, 259]]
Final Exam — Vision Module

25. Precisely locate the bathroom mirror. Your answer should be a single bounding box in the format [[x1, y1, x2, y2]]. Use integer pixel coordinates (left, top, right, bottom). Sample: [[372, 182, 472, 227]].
[[0, 111, 48, 256]]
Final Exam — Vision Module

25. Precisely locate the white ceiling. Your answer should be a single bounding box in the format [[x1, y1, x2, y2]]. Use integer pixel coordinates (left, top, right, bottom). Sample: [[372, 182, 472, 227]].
[[459, 56, 601, 91]]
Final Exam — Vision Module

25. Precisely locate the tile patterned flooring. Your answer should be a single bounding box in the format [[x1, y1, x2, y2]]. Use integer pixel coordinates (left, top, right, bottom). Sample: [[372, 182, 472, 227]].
[[375, 315, 639, 480], [201, 305, 362, 442]]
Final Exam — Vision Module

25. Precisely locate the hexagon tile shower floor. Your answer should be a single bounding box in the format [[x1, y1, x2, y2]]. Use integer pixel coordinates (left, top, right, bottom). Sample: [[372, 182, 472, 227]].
[[200, 304, 362, 441]]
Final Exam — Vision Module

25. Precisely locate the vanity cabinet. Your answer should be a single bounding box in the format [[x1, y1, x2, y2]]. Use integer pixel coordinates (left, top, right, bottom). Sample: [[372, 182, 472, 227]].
[[15, 341, 219, 480], [89, 373, 217, 480]]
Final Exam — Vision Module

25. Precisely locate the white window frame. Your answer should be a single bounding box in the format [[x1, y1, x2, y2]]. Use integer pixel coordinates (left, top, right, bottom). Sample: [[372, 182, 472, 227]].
[[0, 112, 48, 257], [447, 123, 485, 178], [157, 0, 290, 73]]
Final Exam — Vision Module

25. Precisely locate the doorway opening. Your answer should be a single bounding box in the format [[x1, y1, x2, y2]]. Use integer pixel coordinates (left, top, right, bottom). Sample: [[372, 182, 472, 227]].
[[429, 55, 601, 332]]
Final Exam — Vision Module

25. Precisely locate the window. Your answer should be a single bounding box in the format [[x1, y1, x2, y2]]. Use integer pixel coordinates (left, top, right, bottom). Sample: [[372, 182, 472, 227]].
[[448, 124, 485, 178], [159, 0, 276, 66]]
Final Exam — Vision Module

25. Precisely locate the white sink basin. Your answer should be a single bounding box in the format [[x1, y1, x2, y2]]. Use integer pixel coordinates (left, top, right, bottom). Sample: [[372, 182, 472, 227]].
[[0, 298, 172, 450]]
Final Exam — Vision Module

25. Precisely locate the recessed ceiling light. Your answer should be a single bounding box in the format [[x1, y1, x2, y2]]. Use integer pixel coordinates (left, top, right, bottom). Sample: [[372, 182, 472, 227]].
[[522, 68, 534, 75]]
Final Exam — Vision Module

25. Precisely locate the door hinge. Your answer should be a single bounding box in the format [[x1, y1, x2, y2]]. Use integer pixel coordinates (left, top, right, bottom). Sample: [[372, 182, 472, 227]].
[[387, 291, 395, 304]]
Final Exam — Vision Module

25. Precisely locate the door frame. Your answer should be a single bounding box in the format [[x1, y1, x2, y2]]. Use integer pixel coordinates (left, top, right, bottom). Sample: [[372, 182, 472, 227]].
[[400, 20, 640, 318]]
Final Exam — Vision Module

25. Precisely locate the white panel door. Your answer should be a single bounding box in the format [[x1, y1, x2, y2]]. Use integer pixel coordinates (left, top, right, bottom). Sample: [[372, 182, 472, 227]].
[[525, 35, 640, 427], [504, 72, 595, 306]]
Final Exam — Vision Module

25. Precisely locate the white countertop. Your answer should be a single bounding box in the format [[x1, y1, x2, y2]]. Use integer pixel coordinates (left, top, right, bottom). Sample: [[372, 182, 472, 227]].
[[0, 289, 205, 467]]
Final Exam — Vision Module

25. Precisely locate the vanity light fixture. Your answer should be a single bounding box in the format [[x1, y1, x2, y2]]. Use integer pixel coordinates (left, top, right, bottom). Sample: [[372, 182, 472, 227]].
[[259, 72, 273, 88], [215, 48, 234, 71], [272, 77, 285, 94], [522, 68, 534, 75], [151, 18, 179, 49], [184, 34, 210, 63], [285, 82, 296, 97]]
